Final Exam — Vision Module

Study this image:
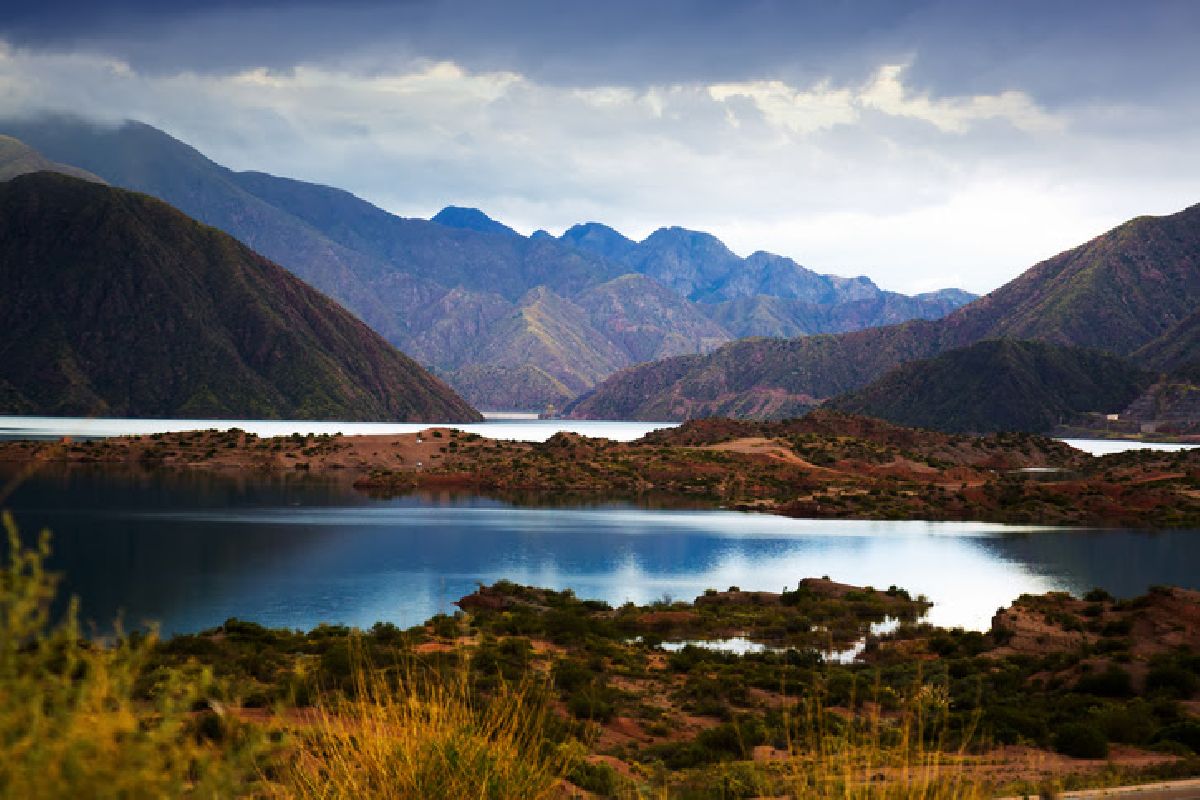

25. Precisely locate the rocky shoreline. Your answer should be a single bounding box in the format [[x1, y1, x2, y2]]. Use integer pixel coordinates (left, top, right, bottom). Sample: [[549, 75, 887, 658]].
[[3, 411, 1198, 527]]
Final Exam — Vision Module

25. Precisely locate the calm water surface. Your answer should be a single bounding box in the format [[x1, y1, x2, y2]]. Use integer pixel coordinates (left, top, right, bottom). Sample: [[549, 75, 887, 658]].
[[0, 414, 674, 443], [3, 466, 1197, 637]]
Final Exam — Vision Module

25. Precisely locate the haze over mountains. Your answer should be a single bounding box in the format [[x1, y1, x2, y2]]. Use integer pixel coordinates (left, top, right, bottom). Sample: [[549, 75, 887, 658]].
[[567, 202, 1200, 423], [0, 172, 480, 421], [0, 115, 974, 410]]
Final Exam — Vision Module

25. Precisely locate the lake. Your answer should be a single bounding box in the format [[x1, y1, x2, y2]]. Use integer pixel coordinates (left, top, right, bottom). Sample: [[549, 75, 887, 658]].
[[3, 465, 1197, 637], [1, 414, 1197, 455], [0, 413, 675, 443]]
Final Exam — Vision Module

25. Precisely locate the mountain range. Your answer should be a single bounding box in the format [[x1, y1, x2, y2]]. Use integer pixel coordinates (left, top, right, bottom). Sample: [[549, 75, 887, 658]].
[[567, 201, 1200, 421], [0, 115, 973, 410], [0, 172, 480, 421]]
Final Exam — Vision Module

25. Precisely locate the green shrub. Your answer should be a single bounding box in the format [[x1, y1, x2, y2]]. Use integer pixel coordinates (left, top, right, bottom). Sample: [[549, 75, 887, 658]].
[[1146, 665, 1199, 698], [1075, 666, 1133, 698], [1156, 721, 1200, 753], [1054, 723, 1108, 759]]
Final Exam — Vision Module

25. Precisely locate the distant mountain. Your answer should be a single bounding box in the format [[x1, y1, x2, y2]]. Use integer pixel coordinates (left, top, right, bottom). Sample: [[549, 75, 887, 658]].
[[705, 291, 975, 339], [559, 223, 947, 309], [456, 287, 628, 398], [1, 115, 973, 410], [568, 202, 1200, 420], [560, 222, 639, 262], [0, 135, 104, 183], [564, 322, 944, 421], [431, 206, 521, 237], [827, 340, 1152, 434], [936, 205, 1200, 355], [575, 274, 730, 363], [0, 173, 480, 421]]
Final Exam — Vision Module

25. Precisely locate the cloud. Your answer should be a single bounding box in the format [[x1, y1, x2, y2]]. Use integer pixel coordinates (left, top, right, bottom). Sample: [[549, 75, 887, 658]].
[[1, 25, 1199, 296], [708, 64, 1063, 137]]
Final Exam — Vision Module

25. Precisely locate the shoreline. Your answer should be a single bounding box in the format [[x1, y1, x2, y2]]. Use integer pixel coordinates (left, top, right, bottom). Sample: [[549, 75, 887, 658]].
[[141, 577, 1200, 796], [2, 411, 1198, 528]]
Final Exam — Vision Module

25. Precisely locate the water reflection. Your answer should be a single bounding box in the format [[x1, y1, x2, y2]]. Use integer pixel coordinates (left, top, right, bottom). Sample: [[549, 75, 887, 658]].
[[3, 466, 1198, 636]]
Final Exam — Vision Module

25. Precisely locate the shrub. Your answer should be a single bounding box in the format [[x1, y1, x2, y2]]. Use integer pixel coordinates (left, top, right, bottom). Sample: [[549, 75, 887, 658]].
[[1096, 701, 1156, 745], [1054, 723, 1108, 759], [1075, 666, 1133, 698], [1146, 665, 1199, 698], [1156, 721, 1200, 753], [565, 686, 616, 722]]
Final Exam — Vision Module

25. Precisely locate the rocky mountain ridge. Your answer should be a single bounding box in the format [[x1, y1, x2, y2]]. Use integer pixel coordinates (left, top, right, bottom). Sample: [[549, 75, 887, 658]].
[[1, 115, 973, 409]]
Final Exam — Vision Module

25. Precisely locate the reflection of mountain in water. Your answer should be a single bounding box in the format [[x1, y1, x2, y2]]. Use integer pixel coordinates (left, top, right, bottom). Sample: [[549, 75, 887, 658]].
[[4, 466, 1198, 635]]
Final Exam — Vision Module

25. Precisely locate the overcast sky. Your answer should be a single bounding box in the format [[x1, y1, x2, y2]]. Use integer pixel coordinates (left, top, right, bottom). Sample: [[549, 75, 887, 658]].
[[2, 0, 1199, 294]]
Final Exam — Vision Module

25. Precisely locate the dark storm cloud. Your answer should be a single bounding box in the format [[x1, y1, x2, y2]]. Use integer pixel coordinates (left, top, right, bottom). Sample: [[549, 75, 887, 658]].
[[3, 0, 1199, 294], [4, 0, 1197, 106]]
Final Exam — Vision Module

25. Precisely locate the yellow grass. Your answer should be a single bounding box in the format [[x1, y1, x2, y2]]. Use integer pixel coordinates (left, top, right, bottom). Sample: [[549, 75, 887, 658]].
[[781, 678, 991, 799], [280, 656, 563, 800]]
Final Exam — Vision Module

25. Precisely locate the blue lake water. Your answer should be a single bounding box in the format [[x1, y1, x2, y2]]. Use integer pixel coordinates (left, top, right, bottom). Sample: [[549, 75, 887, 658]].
[[3, 466, 1197, 637]]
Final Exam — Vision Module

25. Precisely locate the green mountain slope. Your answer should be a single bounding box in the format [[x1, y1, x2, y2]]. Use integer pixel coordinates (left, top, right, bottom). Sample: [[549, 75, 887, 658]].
[[938, 206, 1200, 354], [569, 202, 1200, 420], [0, 173, 480, 421], [444, 288, 629, 408], [1135, 309, 1200, 373], [827, 340, 1152, 434]]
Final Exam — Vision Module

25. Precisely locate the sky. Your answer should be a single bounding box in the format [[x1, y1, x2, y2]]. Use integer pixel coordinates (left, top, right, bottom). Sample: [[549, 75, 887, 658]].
[[1, 0, 1199, 294]]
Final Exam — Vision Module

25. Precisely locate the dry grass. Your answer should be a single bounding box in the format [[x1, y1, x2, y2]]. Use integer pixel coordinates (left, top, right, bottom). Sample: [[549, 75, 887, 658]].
[[280, 657, 563, 800], [780, 679, 991, 799]]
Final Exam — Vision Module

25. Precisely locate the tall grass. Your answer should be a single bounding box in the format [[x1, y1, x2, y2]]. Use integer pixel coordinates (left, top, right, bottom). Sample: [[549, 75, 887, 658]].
[[781, 677, 990, 799], [281, 655, 563, 799]]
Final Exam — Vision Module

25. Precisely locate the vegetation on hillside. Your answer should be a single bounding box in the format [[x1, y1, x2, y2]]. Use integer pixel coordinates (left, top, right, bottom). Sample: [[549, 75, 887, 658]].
[[827, 339, 1153, 434], [0, 172, 480, 421]]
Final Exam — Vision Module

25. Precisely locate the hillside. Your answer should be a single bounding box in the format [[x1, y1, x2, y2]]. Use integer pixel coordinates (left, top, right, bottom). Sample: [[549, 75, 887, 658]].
[[446, 288, 628, 407], [0, 173, 481, 421], [0, 135, 103, 183], [569, 202, 1200, 420], [827, 340, 1153, 434], [575, 274, 730, 363], [1135, 308, 1200, 373], [0, 116, 973, 409], [565, 322, 945, 420]]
